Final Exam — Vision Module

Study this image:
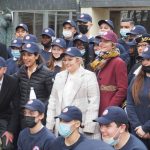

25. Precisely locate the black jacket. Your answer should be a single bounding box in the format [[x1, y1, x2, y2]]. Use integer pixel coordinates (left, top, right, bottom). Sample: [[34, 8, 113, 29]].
[[15, 64, 54, 106], [0, 74, 20, 134], [0, 43, 8, 59]]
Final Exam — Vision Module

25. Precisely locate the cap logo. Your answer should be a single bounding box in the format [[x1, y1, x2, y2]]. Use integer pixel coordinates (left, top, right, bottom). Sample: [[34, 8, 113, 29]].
[[67, 20, 71, 23], [19, 23, 23, 26], [144, 47, 148, 52], [63, 107, 68, 113], [27, 100, 33, 104], [26, 36, 30, 40], [13, 40, 17, 43], [26, 43, 31, 48], [67, 48, 71, 52], [81, 14, 84, 18], [45, 29, 49, 33], [56, 39, 60, 43], [132, 26, 135, 30], [102, 109, 108, 116], [105, 19, 108, 21], [78, 35, 82, 38], [33, 146, 40, 150]]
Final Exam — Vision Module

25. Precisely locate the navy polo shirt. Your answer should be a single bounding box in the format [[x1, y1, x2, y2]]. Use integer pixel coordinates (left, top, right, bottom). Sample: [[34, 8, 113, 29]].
[[51, 134, 86, 150], [119, 134, 147, 150], [17, 127, 55, 150]]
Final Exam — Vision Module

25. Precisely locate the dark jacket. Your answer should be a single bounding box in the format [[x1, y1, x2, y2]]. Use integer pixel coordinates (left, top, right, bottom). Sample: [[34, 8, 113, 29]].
[[0, 74, 20, 134], [15, 64, 54, 106], [0, 43, 8, 59]]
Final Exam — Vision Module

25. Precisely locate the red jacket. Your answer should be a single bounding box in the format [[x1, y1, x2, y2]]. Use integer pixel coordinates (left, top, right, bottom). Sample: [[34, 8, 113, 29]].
[[98, 57, 128, 115]]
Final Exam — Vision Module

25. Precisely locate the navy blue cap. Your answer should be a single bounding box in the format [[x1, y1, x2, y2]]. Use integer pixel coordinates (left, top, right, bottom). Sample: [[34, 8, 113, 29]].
[[55, 106, 82, 122], [63, 19, 77, 29], [23, 99, 45, 113], [126, 25, 147, 35], [73, 34, 89, 43], [41, 28, 55, 37], [98, 19, 114, 30], [140, 46, 150, 59], [93, 106, 128, 124], [61, 47, 82, 57], [22, 43, 40, 54], [16, 23, 28, 32], [0, 57, 6, 68], [77, 13, 92, 23], [10, 38, 23, 48], [51, 38, 66, 49], [23, 34, 38, 44], [135, 33, 150, 44]]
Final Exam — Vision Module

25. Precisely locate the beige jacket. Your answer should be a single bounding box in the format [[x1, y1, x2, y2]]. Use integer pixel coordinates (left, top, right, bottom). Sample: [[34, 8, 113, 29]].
[[46, 67, 100, 139]]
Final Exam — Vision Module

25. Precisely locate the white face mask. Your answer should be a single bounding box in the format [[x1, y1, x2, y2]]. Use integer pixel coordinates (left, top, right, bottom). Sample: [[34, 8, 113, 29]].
[[98, 31, 107, 36], [120, 28, 130, 37], [63, 30, 73, 39], [80, 49, 86, 56], [94, 50, 100, 56]]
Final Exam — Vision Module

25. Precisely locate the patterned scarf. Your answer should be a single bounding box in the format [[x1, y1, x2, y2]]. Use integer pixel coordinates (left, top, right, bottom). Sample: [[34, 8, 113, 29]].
[[90, 48, 120, 71]]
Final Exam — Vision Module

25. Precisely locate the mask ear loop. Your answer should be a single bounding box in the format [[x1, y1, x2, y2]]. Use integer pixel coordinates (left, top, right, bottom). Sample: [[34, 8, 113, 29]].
[[113, 126, 121, 141]]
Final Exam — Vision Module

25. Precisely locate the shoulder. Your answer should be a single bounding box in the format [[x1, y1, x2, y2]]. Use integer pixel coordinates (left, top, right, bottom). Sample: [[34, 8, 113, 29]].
[[38, 64, 54, 76], [110, 57, 127, 68], [50, 136, 64, 150], [19, 128, 28, 137], [4, 74, 19, 83], [124, 134, 147, 150], [42, 127, 55, 139]]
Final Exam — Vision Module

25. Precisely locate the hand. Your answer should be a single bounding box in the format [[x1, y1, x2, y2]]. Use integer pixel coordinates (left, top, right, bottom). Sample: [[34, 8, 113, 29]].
[[1, 131, 13, 145], [135, 126, 146, 138], [143, 133, 150, 139]]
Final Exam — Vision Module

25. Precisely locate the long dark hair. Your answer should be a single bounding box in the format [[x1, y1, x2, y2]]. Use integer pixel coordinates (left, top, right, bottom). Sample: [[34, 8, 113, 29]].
[[131, 68, 145, 104], [47, 55, 65, 71]]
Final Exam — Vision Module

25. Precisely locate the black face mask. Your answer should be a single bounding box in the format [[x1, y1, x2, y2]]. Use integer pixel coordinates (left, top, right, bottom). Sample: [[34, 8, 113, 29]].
[[78, 25, 89, 34], [22, 116, 36, 128], [142, 66, 150, 73]]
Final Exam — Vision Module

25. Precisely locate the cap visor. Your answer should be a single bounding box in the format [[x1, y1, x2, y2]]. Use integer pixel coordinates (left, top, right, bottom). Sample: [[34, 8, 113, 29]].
[[61, 52, 75, 58], [55, 114, 72, 122], [141, 54, 150, 59], [21, 49, 34, 54], [51, 43, 64, 48], [77, 19, 88, 23], [10, 44, 22, 48], [101, 36, 111, 42], [126, 32, 137, 35], [22, 105, 37, 111], [93, 117, 112, 125]]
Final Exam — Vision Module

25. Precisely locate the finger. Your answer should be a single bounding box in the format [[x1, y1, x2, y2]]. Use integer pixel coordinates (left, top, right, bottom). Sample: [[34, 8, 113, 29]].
[[6, 137, 9, 146]]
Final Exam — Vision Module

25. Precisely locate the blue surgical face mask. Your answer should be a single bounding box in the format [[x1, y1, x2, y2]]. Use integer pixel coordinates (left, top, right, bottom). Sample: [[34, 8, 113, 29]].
[[58, 123, 73, 138], [103, 136, 119, 146], [120, 28, 130, 37], [102, 128, 120, 146], [11, 49, 20, 59], [80, 49, 86, 56]]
